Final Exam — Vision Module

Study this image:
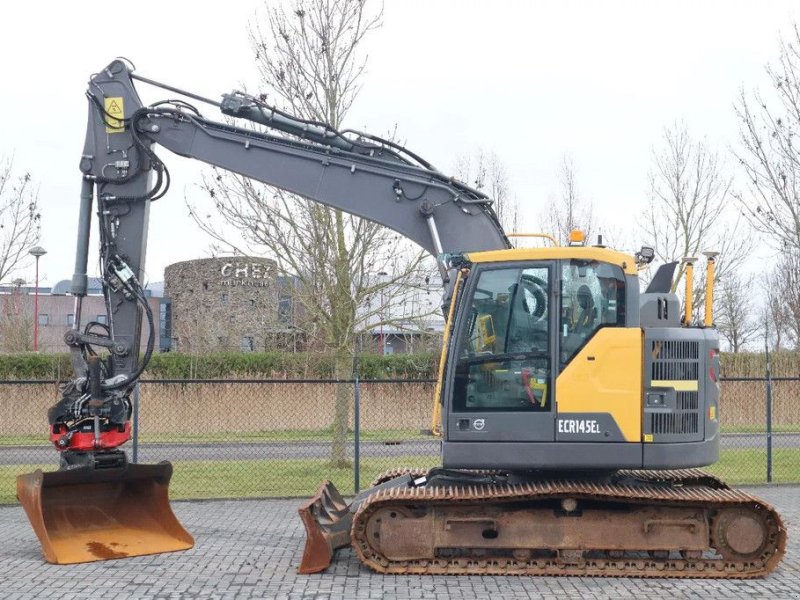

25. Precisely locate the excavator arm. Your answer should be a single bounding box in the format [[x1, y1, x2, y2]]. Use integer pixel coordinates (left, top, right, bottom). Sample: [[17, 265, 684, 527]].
[[63, 58, 510, 453], [59, 57, 512, 449], [17, 58, 509, 564]]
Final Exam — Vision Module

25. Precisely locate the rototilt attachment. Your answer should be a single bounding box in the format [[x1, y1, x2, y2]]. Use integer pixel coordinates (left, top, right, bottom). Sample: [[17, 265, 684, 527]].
[[16, 458, 193, 564], [297, 480, 353, 573]]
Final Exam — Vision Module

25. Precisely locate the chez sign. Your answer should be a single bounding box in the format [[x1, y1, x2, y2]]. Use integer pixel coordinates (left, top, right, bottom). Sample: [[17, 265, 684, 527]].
[[220, 261, 274, 287]]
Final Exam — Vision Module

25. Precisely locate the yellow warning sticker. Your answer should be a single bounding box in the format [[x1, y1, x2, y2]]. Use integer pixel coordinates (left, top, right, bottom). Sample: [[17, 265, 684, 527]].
[[643, 434, 653, 443], [104, 97, 125, 133]]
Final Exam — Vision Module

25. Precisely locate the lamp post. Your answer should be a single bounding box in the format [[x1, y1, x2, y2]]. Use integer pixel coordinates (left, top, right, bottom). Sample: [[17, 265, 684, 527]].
[[29, 246, 47, 352]]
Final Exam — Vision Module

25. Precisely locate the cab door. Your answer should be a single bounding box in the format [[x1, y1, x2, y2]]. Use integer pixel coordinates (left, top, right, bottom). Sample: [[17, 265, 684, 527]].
[[554, 259, 641, 443], [445, 263, 556, 442]]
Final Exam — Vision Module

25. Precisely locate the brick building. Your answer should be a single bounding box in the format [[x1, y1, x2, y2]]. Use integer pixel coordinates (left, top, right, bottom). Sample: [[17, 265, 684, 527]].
[[0, 279, 161, 353]]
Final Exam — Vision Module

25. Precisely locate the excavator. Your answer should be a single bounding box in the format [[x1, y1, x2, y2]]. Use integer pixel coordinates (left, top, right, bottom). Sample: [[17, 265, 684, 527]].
[[17, 59, 785, 577]]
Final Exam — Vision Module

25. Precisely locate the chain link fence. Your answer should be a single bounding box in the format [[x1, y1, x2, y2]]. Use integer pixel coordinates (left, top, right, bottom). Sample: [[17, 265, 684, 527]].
[[0, 377, 798, 503], [716, 377, 800, 484]]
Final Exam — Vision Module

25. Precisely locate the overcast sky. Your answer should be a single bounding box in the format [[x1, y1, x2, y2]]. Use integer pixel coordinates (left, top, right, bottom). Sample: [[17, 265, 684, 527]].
[[1, 0, 797, 287]]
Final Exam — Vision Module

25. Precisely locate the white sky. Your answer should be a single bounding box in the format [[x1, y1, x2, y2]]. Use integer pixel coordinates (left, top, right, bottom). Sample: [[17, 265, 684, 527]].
[[0, 0, 796, 287]]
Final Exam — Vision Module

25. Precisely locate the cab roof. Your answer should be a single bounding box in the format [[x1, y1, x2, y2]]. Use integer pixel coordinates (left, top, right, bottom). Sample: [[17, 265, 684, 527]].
[[464, 246, 639, 276]]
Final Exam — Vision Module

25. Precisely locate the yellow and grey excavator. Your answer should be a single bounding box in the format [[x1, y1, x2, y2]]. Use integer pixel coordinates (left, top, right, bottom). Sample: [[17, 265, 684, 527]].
[[18, 59, 785, 577]]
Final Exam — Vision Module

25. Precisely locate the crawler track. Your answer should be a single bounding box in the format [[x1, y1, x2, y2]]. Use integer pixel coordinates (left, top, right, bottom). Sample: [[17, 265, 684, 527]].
[[351, 469, 786, 578]]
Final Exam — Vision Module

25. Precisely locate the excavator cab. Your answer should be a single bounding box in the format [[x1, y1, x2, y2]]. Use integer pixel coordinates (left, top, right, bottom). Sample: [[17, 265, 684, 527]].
[[442, 255, 631, 451]]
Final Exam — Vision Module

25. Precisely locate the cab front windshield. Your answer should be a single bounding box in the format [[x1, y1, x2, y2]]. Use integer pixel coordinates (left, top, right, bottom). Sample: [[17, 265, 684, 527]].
[[452, 266, 551, 413]]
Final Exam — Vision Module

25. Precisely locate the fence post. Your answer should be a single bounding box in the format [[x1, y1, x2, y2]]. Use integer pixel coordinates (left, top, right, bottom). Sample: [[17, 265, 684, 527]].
[[354, 377, 361, 495], [132, 383, 140, 464], [765, 332, 773, 483]]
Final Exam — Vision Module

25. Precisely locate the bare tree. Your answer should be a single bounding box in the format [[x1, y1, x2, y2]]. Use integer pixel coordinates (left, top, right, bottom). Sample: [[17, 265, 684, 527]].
[[735, 25, 800, 251], [642, 122, 751, 316], [765, 248, 800, 348], [763, 267, 790, 350], [543, 155, 594, 245], [454, 149, 519, 234], [177, 313, 222, 354], [0, 283, 33, 352], [0, 157, 41, 282], [189, 0, 434, 467], [715, 272, 760, 352]]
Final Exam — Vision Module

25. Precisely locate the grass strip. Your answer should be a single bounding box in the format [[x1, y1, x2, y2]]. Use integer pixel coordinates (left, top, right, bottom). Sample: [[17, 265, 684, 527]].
[[3, 426, 798, 447], [0, 456, 441, 504], [2, 448, 798, 505], [0, 429, 431, 447], [705, 447, 800, 484]]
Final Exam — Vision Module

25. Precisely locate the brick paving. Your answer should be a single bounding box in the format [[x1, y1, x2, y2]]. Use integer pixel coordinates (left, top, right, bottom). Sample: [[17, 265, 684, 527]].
[[0, 486, 797, 599]]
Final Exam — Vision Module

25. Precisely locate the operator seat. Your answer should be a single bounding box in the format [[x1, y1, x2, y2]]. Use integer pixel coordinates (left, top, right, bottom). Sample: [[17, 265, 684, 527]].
[[507, 280, 548, 353], [575, 284, 596, 332]]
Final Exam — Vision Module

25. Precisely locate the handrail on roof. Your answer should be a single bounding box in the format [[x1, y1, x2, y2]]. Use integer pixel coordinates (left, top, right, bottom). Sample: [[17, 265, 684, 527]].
[[506, 232, 559, 246]]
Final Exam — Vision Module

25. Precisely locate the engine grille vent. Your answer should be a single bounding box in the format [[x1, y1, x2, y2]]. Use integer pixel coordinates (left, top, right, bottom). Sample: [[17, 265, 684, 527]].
[[651, 340, 699, 360], [652, 362, 699, 380], [651, 412, 699, 435], [651, 340, 700, 380], [647, 338, 702, 442], [677, 391, 699, 411]]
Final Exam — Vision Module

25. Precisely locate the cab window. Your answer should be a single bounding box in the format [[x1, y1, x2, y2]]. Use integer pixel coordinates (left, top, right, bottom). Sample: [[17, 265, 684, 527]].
[[559, 259, 626, 368], [452, 266, 551, 412]]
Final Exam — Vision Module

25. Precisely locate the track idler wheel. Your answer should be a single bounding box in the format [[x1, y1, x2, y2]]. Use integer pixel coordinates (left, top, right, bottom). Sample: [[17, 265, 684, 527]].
[[712, 508, 770, 561]]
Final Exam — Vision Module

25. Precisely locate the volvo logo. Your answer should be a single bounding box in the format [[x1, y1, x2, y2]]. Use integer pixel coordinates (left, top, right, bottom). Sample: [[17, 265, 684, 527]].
[[473, 419, 485, 431]]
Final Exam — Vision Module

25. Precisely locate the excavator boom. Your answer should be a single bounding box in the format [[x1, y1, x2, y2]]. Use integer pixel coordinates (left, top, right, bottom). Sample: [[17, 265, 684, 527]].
[[18, 59, 509, 565]]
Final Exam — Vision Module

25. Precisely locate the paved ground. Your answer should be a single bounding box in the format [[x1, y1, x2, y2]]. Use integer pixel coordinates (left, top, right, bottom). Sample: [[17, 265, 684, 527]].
[[1, 486, 798, 599], [2, 432, 798, 465]]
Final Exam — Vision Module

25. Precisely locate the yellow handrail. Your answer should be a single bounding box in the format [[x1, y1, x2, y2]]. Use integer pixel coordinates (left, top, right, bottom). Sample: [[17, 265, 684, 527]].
[[682, 257, 697, 325], [506, 232, 559, 246], [703, 252, 719, 327], [430, 270, 465, 437]]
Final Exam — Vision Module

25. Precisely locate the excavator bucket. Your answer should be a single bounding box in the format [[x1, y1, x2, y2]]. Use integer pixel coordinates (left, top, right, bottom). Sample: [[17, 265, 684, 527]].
[[16, 461, 193, 564], [297, 480, 353, 573]]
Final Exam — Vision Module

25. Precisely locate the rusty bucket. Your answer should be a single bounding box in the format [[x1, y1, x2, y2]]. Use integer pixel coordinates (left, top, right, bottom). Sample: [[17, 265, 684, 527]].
[[297, 480, 353, 573], [16, 461, 194, 564]]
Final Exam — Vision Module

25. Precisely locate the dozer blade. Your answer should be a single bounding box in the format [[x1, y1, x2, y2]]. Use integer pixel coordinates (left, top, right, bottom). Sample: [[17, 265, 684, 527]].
[[298, 480, 353, 573], [16, 461, 194, 564]]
